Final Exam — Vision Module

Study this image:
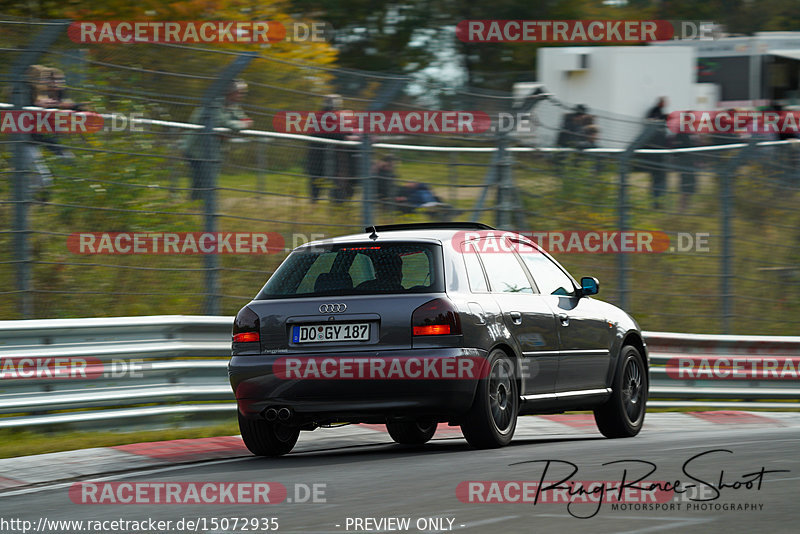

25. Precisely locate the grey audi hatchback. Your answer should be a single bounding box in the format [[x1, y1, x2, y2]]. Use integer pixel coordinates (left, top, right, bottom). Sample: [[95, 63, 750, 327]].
[[229, 223, 648, 456]]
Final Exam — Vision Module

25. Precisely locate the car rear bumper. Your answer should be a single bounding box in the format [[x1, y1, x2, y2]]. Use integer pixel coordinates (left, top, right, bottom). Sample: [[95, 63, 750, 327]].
[[229, 347, 486, 423]]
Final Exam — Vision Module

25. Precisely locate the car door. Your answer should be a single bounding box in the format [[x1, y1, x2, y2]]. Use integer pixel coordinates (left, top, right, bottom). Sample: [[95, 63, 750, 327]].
[[515, 243, 612, 392], [471, 238, 560, 395]]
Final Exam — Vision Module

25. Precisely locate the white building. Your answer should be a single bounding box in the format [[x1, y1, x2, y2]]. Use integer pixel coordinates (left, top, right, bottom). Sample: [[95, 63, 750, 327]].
[[523, 45, 709, 148], [650, 32, 800, 107]]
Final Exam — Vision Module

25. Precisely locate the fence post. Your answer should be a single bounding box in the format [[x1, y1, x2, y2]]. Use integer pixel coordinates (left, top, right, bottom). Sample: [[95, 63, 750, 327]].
[[470, 150, 498, 222], [617, 122, 659, 311], [718, 140, 757, 334], [359, 78, 407, 227], [256, 137, 268, 193], [9, 21, 69, 319], [197, 53, 255, 315], [360, 136, 374, 226], [448, 152, 457, 206], [720, 164, 733, 334], [495, 135, 513, 228]]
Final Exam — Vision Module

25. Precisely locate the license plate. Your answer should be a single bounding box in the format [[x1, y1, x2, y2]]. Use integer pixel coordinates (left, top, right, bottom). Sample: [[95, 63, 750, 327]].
[[292, 323, 370, 343]]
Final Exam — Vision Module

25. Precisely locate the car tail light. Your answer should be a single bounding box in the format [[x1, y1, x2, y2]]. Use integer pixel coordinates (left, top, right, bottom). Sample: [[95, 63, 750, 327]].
[[412, 298, 462, 336], [233, 306, 260, 343], [233, 332, 259, 343]]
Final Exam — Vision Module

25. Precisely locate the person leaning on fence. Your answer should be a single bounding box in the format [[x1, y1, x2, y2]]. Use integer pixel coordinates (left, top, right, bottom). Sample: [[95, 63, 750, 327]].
[[33, 67, 80, 159], [22, 65, 82, 200], [555, 104, 594, 172], [673, 131, 697, 211], [641, 96, 670, 210], [557, 104, 588, 148], [372, 153, 398, 205], [305, 94, 344, 203], [334, 109, 364, 204], [182, 79, 252, 201], [575, 116, 598, 149]]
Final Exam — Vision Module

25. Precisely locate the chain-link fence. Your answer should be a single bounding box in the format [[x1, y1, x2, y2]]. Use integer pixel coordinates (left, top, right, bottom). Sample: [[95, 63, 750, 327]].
[[1, 20, 799, 334]]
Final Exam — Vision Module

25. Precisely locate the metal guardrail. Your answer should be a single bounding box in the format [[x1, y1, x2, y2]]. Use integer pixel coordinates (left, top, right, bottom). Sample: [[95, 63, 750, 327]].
[[0, 317, 798, 430]]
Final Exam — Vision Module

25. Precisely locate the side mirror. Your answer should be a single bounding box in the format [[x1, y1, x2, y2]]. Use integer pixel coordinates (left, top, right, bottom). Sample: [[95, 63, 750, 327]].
[[580, 276, 599, 297]]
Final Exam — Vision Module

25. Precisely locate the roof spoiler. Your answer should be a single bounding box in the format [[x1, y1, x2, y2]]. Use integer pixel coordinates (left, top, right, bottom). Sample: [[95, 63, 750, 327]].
[[364, 222, 496, 233]]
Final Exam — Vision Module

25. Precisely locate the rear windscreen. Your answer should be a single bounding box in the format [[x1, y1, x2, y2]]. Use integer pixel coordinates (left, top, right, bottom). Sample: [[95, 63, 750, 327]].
[[256, 242, 444, 299]]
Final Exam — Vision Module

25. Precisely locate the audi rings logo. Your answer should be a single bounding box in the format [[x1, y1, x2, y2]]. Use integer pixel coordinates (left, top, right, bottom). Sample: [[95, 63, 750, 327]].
[[319, 303, 347, 313]]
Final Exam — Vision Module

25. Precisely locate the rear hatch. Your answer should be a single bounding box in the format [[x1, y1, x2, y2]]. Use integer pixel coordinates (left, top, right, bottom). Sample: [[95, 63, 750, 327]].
[[248, 241, 446, 352], [249, 294, 444, 353]]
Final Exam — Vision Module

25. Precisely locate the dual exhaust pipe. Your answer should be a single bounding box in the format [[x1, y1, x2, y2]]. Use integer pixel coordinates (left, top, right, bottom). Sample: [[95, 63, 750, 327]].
[[264, 407, 293, 422]]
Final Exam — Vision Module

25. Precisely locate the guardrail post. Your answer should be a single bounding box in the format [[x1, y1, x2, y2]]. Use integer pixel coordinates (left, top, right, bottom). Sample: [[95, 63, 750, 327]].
[[9, 21, 69, 319], [197, 53, 255, 315], [617, 122, 659, 311]]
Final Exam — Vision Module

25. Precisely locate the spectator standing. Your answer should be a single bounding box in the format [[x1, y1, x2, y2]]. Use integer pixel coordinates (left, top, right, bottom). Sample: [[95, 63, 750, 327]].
[[23, 65, 83, 199], [305, 94, 344, 203], [372, 153, 397, 205], [332, 109, 361, 204], [555, 104, 597, 173], [183, 80, 252, 200], [673, 131, 697, 211], [643, 97, 669, 209], [33, 67, 79, 158], [557, 104, 590, 148]]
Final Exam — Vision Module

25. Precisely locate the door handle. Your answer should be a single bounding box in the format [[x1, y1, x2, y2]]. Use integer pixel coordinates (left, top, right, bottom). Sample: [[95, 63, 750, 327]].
[[509, 311, 522, 325], [559, 314, 570, 327]]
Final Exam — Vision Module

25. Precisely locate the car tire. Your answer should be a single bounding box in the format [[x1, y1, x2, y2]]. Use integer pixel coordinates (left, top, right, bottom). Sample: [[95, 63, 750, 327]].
[[386, 420, 437, 445], [460, 349, 518, 449], [594, 345, 648, 438], [238, 412, 300, 457]]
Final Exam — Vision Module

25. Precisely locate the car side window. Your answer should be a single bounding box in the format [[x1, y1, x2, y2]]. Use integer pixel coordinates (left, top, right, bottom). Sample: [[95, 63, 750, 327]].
[[462, 241, 489, 292], [518, 250, 575, 296], [476, 239, 533, 294]]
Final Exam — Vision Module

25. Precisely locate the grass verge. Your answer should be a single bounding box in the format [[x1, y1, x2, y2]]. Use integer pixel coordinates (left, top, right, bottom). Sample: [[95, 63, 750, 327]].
[[0, 422, 239, 459]]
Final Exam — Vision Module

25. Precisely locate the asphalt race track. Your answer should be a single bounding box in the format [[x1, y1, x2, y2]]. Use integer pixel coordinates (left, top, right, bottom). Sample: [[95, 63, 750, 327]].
[[1, 416, 798, 534]]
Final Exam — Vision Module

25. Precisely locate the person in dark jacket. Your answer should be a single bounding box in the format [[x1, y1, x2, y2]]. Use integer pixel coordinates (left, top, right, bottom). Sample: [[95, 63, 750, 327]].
[[305, 94, 344, 203], [373, 153, 397, 204], [554, 104, 594, 174], [642, 97, 669, 209], [183, 80, 252, 200]]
